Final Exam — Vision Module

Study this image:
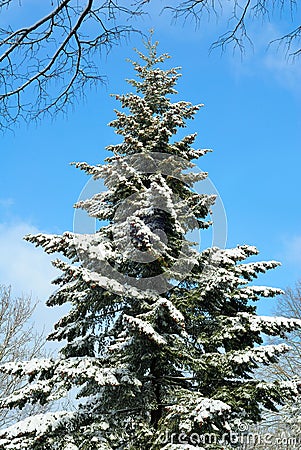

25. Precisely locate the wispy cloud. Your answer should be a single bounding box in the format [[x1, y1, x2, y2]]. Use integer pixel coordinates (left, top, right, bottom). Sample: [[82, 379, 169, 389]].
[[263, 53, 301, 95], [0, 221, 58, 300], [0, 198, 14, 208], [283, 235, 301, 266], [227, 22, 301, 97], [0, 221, 65, 337]]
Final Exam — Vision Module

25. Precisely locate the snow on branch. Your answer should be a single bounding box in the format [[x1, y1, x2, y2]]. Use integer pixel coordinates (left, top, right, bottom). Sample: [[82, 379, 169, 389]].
[[238, 312, 301, 335], [0, 358, 54, 377], [162, 393, 231, 435], [228, 343, 290, 365], [0, 410, 75, 442], [218, 313, 301, 342], [237, 285, 284, 300], [123, 314, 167, 346], [0, 357, 141, 410], [51, 259, 157, 301]]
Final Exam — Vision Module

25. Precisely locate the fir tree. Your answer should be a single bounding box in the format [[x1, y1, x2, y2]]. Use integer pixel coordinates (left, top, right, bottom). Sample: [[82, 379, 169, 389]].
[[0, 39, 300, 450]]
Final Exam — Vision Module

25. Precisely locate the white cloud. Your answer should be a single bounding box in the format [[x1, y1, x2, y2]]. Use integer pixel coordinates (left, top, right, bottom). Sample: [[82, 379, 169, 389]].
[[0, 221, 68, 338], [228, 22, 301, 97], [0, 198, 14, 207], [283, 235, 301, 265], [0, 221, 58, 300], [263, 53, 301, 95]]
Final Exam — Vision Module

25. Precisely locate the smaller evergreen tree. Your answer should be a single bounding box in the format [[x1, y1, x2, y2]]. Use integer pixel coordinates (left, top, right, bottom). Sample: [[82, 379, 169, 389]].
[[0, 39, 300, 450]]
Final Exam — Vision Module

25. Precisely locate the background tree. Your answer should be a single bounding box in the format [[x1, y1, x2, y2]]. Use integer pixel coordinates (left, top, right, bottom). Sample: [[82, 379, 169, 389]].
[[0, 40, 300, 450], [0, 0, 299, 131], [0, 285, 48, 428], [269, 281, 301, 381], [245, 281, 301, 449]]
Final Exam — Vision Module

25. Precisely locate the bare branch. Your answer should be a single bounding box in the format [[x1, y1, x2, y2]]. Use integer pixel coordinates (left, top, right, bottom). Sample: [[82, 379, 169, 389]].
[[210, 0, 253, 55], [0, 0, 145, 131], [271, 25, 301, 58], [0, 285, 49, 427], [164, 0, 300, 57], [248, 281, 301, 446], [0, 0, 299, 131]]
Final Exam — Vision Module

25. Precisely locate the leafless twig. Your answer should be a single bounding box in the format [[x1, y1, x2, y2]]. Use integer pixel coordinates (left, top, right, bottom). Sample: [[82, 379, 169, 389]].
[[164, 0, 300, 57], [0, 285, 49, 427], [0, 0, 299, 131], [0, 0, 145, 131]]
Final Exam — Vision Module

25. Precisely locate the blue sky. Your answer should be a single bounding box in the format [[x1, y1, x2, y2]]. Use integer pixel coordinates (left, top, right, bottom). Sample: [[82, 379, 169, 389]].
[[0, 2, 300, 332]]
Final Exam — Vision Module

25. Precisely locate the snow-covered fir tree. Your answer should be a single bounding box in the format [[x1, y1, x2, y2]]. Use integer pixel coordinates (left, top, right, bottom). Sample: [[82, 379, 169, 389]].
[[0, 39, 300, 450]]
